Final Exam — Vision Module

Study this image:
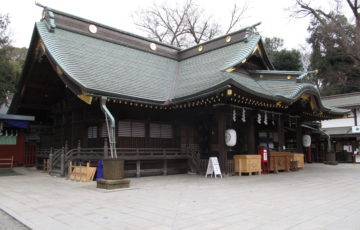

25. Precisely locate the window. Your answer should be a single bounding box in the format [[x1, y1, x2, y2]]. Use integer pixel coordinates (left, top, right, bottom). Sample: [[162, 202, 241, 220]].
[[150, 123, 173, 138], [87, 126, 97, 139], [150, 123, 161, 138], [161, 124, 173, 138], [132, 122, 145, 137], [118, 120, 145, 137]]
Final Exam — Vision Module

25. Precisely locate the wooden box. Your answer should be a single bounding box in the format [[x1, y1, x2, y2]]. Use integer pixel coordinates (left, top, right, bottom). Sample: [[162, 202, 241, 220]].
[[233, 155, 261, 176], [290, 153, 304, 169], [269, 152, 305, 172], [269, 152, 290, 172]]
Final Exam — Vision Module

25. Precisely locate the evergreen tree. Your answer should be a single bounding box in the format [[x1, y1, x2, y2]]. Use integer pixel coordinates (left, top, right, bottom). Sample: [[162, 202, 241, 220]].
[[292, 0, 360, 95], [264, 37, 303, 71], [0, 14, 26, 105]]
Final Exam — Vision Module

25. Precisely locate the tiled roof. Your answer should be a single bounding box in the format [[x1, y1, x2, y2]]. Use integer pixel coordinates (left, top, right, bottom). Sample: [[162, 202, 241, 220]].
[[37, 22, 177, 102], [34, 11, 348, 116], [322, 92, 360, 108]]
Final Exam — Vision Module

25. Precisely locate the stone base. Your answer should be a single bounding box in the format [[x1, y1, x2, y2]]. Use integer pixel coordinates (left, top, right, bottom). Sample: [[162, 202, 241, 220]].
[[323, 161, 338, 165], [96, 179, 130, 190]]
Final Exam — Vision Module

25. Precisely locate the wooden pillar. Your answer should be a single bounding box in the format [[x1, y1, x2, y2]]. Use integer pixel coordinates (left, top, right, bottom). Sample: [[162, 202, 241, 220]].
[[354, 109, 358, 126], [296, 120, 303, 153], [217, 108, 227, 174], [247, 111, 256, 154], [49, 153, 53, 172], [163, 159, 168, 176], [278, 115, 285, 151], [60, 152, 65, 177], [64, 140, 68, 154]]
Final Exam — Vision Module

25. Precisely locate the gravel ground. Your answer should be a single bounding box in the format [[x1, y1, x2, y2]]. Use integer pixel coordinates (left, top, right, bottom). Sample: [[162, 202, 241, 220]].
[[0, 208, 30, 230]]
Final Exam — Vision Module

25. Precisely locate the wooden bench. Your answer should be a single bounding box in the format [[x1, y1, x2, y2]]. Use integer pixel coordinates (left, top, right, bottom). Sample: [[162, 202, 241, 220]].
[[0, 156, 14, 168]]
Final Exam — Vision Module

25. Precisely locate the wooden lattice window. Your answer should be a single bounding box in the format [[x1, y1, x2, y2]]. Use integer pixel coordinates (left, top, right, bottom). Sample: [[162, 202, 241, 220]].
[[87, 126, 97, 139], [118, 121, 145, 137], [131, 121, 145, 137], [150, 123, 173, 139]]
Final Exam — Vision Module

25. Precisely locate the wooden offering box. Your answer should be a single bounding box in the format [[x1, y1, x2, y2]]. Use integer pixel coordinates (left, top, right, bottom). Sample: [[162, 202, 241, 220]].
[[234, 155, 261, 176], [270, 152, 304, 172], [290, 153, 304, 169]]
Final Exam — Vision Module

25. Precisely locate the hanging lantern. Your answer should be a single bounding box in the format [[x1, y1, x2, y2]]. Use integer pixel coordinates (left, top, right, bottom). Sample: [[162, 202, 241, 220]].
[[257, 113, 261, 124], [225, 129, 237, 147], [264, 112, 268, 125], [242, 108, 246, 122], [302, 135, 311, 147], [233, 109, 236, 122]]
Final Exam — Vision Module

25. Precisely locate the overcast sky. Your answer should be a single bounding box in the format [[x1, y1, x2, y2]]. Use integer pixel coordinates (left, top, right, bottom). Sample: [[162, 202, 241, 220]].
[[1, 0, 317, 49]]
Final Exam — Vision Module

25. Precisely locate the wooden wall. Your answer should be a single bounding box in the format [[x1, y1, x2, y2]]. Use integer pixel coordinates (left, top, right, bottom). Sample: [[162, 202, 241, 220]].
[[0, 130, 25, 167]]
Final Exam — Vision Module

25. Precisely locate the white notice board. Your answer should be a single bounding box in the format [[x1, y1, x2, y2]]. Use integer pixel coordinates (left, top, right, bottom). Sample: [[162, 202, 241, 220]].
[[205, 157, 222, 178]]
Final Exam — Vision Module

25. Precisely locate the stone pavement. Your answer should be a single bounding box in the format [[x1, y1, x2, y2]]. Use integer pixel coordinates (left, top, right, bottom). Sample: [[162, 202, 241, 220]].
[[0, 208, 30, 230], [1, 164, 360, 230]]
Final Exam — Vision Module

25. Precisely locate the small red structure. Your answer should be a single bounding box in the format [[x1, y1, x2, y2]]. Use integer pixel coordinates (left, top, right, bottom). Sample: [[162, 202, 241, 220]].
[[0, 114, 35, 167], [258, 146, 269, 174]]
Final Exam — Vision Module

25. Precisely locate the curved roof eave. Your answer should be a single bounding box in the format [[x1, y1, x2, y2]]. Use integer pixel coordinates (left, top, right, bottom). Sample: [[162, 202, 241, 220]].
[[275, 85, 349, 115]]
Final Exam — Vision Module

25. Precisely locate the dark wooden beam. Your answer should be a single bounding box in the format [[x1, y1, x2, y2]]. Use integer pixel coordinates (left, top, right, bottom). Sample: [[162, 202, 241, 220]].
[[247, 110, 256, 154], [17, 104, 51, 111], [217, 107, 228, 174], [26, 83, 62, 92], [354, 109, 358, 126], [296, 120, 303, 153], [278, 115, 285, 151]]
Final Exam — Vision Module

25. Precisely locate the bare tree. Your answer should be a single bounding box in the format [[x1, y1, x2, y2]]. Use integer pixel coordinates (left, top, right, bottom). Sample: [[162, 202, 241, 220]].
[[298, 43, 311, 71], [133, 0, 248, 48], [0, 14, 10, 47]]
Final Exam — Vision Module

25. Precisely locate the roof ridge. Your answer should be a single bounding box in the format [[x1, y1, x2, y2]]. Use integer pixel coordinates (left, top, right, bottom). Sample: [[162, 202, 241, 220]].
[[179, 22, 262, 52], [36, 2, 182, 51], [36, 2, 262, 53]]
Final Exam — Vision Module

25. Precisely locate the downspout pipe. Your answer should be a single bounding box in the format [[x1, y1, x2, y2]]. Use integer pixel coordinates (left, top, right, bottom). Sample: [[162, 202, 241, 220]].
[[100, 96, 117, 158], [301, 124, 332, 153]]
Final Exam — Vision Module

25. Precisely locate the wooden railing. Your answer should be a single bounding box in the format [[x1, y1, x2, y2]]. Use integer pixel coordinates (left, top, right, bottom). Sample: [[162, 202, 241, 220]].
[[64, 147, 187, 162], [44, 147, 188, 177], [0, 156, 13, 168]]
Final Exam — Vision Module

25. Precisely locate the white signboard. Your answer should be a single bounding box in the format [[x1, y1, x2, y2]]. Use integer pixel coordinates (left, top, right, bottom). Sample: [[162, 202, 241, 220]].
[[205, 157, 222, 178]]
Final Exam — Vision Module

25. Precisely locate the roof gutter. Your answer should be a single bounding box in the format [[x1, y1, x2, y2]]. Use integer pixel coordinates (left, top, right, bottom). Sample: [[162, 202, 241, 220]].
[[100, 97, 117, 158]]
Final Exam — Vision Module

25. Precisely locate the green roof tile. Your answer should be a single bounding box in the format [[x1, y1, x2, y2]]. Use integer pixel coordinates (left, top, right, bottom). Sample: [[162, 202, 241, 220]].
[[36, 20, 347, 115]]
